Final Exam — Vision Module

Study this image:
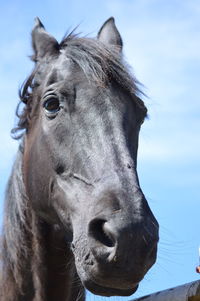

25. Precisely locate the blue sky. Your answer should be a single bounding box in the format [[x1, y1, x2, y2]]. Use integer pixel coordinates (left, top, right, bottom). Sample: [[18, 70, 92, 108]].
[[0, 0, 199, 300]]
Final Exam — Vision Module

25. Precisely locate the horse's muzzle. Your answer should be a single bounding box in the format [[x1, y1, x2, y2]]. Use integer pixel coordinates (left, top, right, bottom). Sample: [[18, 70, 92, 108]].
[[72, 194, 158, 296], [86, 216, 158, 288]]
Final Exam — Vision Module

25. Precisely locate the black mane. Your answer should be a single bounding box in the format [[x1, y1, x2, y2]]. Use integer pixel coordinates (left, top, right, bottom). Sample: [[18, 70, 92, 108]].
[[12, 33, 146, 140]]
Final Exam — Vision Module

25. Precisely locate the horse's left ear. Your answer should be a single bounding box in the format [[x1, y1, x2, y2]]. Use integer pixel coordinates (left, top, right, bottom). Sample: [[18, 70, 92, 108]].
[[32, 17, 59, 61], [97, 17, 123, 52]]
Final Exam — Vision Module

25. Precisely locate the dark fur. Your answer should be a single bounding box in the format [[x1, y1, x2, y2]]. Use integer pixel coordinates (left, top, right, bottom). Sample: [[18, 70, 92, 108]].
[[1, 22, 157, 301]]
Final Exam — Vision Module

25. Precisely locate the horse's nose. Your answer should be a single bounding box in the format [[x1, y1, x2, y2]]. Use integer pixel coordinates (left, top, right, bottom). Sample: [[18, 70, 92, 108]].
[[88, 215, 158, 269]]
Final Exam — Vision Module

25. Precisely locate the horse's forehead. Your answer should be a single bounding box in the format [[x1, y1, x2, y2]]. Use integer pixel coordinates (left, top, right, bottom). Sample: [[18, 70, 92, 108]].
[[56, 53, 73, 70], [34, 56, 72, 89], [50, 54, 75, 81]]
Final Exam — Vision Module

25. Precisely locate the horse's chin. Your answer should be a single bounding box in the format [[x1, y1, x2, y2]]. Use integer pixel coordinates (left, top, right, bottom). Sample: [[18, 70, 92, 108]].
[[77, 264, 139, 297], [83, 278, 139, 297], [73, 246, 141, 297]]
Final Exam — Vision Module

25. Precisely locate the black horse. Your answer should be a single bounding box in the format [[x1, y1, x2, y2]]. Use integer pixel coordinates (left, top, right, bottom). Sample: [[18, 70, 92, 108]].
[[0, 18, 159, 301]]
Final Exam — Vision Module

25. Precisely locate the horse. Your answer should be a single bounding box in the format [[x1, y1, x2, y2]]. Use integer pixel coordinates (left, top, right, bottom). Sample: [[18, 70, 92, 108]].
[[0, 17, 159, 301]]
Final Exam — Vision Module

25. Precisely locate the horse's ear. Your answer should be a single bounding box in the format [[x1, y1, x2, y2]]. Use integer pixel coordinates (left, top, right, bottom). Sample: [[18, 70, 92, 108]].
[[97, 17, 123, 52], [32, 17, 59, 61]]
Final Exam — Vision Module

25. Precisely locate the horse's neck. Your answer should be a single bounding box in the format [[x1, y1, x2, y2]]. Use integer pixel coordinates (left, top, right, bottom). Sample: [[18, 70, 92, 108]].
[[1, 149, 35, 301], [44, 224, 85, 301], [1, 147, 85, 301]]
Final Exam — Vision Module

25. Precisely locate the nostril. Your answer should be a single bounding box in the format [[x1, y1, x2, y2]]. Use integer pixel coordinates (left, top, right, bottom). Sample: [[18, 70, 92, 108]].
[[88, 218, 115, 248]]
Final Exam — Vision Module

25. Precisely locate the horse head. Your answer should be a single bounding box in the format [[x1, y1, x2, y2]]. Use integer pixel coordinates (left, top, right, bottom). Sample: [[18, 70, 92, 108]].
[[20, 18, 159, 297]]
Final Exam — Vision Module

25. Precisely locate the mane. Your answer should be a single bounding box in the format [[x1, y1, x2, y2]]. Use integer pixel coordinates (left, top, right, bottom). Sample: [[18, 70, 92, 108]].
[[11, 32, 147, 139], [0, 149, 45, 300]]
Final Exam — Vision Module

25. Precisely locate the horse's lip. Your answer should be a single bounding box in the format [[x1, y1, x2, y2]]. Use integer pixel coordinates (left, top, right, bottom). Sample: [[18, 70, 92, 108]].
[[83, 278, 139, 297]]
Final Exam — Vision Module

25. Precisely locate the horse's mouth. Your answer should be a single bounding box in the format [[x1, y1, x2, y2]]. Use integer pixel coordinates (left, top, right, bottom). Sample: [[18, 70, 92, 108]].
[[73, 243, 142, 297], [83, 278, 139, 297]]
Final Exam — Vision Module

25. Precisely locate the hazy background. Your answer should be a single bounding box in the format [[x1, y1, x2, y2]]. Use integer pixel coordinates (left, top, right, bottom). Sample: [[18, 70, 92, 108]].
[[0, 1, 199, 300]]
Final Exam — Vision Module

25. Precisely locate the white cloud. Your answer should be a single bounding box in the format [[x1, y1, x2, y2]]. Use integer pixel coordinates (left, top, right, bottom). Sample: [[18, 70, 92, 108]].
[[139, 127, 200, 163]]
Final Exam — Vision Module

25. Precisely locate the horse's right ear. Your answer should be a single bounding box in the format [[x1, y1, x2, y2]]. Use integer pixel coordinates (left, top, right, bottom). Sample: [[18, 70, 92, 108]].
[[32, 18, 59, 61]]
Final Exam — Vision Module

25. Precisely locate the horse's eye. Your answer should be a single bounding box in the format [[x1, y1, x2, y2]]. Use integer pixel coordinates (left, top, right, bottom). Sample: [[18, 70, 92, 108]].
[[44, 98, 60, 114]]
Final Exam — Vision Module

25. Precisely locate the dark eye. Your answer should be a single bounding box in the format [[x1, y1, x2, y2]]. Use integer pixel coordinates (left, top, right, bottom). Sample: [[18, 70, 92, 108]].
[[43, 98, 60, 114]]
